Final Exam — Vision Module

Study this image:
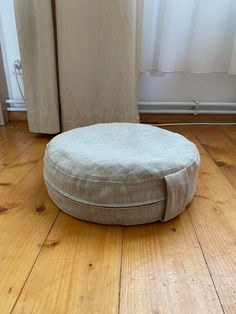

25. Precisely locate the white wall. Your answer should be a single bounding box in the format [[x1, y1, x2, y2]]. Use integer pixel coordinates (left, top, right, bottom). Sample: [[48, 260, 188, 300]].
[[0, 0, 24, 103], [139, 72, 236, 102]]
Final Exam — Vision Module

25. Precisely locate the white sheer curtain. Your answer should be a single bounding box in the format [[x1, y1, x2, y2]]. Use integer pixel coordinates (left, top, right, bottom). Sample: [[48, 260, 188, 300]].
[[141, 0, 236, 74]]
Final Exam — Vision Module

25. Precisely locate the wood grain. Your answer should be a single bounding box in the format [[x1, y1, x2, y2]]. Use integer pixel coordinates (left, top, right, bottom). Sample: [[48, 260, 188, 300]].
[[11, 214, 123, 314], [222, 127, 236, 147], [119, 213, 222, 314], [167, 126, 236, 313], [190, 126, 236, 190], [0, 123, 60, 314], [0, 137, 49, 199], [0, 122, 29, 148], [0, 159, 59, 313]]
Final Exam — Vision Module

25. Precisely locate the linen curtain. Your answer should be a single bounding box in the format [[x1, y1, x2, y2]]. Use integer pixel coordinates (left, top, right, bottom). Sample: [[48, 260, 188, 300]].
[[14, 0, 143, 134], [0, 43, 9, 125], [141, 0, 236, 74]]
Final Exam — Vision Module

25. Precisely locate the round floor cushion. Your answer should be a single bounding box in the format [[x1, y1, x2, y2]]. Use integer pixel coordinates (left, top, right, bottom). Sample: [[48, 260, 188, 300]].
[[44, 123, 200, 225]]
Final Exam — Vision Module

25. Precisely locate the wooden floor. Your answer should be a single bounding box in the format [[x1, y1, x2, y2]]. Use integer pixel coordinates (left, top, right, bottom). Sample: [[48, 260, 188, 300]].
[[0, 121, 236, 314]]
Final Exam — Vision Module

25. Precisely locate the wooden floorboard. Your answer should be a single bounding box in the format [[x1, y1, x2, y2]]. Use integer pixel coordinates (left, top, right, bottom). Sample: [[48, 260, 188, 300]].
[[0, 122, 30, 147], [0, 138, 49, 199], [11, 214, 123, 314], [167, 126, 236, 313], [0, 123, 36, 173], [189, 126, 236, 190], [0, 122, 236, 313], [222, 127, 236, 147], [119, 213, 222, 314], [0, 125, 58, 313], [0, 159, 59, 313]]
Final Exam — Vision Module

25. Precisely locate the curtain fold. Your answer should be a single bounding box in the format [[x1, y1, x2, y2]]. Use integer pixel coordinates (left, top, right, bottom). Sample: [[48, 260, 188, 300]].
[[14, 0, 143, 133], [14, 0, 60, 133], [141, 0, 236, 74]]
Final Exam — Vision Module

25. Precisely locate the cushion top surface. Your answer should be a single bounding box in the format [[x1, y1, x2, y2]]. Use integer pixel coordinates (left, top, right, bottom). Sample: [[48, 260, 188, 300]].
[[45, 123, 198, 181]]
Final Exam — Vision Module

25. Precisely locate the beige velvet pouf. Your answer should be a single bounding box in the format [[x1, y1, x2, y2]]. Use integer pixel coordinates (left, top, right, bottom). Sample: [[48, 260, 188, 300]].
[[44, 123, 200, 225]]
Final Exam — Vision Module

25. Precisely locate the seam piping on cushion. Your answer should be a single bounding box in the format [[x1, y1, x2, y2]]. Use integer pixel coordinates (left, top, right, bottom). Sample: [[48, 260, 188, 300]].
[[45, 179, 167, 209]]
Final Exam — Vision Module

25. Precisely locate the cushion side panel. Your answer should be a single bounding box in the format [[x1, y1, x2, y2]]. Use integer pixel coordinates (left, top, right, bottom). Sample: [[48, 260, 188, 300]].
[[46, 182, 166, 226]]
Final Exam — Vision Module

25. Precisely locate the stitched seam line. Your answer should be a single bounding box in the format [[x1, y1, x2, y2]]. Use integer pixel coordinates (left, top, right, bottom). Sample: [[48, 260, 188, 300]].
[[46, 180, 167, 211], [45, 179, 167, 208]]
